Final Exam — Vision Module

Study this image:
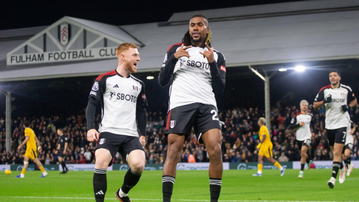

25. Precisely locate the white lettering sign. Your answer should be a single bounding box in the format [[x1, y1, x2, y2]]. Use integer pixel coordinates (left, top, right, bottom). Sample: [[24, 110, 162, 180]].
[[7, 46, 117, 65]]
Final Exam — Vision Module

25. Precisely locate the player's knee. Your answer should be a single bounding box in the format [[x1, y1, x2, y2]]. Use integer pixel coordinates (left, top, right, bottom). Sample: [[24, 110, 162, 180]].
[[333, 151, 341, 157], [167, 145, 181, 160], [301, 152, 306, 157], [208, 145, 222, 161], [131, 160, 145, 173], [95, 157, 110, 169]]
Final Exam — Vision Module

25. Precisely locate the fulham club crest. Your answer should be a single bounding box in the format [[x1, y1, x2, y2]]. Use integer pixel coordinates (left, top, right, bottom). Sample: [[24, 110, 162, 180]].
[[99, 138, 106, 145], [58, 24, 71, 46], [170, 120, 176, 129]]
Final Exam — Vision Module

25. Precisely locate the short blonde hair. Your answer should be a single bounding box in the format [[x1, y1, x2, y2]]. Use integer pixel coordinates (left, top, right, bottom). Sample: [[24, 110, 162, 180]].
[[259, 117, 266, 125], [116, 43, 137, 58], [300, 99, 309, 106]]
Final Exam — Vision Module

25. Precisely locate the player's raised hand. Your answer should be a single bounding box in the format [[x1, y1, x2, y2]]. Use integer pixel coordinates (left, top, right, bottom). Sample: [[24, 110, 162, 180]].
[[199, 43, 214, 63], [139, 135, 146, 147], [174, 44, 192, 59], [87, 129, 99, 142]]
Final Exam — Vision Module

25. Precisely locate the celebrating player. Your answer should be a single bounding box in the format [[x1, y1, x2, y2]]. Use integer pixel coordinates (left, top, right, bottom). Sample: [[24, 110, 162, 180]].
[[289, 100, 313, 178], [158, 14, 226, 202], [343, 122, 356, 176], [16, 121, 48, 178], [86, 43, 147, 202], [57, 128, 68, 174], [253, 117, 285, 177], [313, 69, 357, 188]]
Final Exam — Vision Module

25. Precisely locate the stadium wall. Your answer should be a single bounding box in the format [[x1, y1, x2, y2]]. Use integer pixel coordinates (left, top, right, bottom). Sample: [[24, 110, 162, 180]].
[[2, 161, 359, 172]]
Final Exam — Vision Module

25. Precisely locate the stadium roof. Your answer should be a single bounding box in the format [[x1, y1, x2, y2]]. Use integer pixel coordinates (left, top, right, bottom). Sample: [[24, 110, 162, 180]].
[[1, 0, 359, 81]]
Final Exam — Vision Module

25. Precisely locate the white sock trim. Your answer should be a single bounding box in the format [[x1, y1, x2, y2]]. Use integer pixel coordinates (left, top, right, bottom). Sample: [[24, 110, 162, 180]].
[[119, 189, 128, 197]]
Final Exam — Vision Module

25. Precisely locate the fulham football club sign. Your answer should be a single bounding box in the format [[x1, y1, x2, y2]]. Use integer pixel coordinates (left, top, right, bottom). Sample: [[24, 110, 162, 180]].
[[58, 24, 71, 46], [6, 16, 141, 66]]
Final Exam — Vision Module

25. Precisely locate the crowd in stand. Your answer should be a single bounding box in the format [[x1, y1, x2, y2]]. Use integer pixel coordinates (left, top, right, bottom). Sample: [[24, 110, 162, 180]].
[[1, 103, 359, 165]]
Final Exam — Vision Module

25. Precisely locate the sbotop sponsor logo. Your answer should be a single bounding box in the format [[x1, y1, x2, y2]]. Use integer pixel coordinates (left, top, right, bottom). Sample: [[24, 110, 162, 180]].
[[237, 163, 247, 170], [67, 165, 95, 171], [143, 166, 157, 170], [119, 165, 129, 171], [176, 164, 185, 170]]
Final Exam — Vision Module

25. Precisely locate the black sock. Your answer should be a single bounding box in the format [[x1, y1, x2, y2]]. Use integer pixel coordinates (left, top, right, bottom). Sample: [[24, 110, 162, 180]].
[[61, 161, 67, 171], [300, 163, 305, 171], [93, 169, 107, 202], [209, 178, 222, 202], [121, 169, 142, 194], [340, 160, 344, 169], [332, 162, 341, 179], [162, 175, 175, 202], [345, 157, 351, 168], [306, 157, 310, 164]]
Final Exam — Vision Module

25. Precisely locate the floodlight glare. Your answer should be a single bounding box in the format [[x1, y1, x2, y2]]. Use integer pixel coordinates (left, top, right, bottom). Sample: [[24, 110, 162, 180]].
[[278, 68, 287, 72], [294, 65, 305, 72], [146, 76, 154, 80]]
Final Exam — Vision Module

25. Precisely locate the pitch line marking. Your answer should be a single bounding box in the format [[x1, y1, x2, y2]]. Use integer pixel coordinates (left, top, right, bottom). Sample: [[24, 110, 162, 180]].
[[0, 196, 356, 202]]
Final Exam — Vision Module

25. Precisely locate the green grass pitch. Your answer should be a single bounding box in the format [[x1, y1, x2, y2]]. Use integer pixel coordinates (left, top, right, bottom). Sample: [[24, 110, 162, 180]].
[[0, 169, 358, 201]]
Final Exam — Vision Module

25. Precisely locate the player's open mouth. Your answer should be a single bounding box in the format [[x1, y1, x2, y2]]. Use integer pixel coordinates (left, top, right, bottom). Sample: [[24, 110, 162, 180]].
[[192, 33, 200, 37], [133, 63, 137, 68]]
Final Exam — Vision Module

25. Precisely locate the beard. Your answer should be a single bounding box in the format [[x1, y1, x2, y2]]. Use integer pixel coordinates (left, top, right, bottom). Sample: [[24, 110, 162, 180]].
[[190, 35, 204, 45], [125, 60, 136, 73]]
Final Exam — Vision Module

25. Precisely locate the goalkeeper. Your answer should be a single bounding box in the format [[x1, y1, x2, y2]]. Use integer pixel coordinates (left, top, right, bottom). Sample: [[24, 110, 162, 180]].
[[252, 117, 285, 177]]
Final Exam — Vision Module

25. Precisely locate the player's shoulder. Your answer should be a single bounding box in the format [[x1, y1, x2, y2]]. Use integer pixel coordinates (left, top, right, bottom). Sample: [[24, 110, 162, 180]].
[[96, 70, 117, 81], [260, 125, 267, 131], [340, 84, 353, 92], [130, 75, 145, 86], [292, 112, 301, 118], [213, 49, 225, 59], [308, 113, 313, 117], [319, 84, 331, 93], [25, 128, 32, 132], [167, 43, 182, 52]]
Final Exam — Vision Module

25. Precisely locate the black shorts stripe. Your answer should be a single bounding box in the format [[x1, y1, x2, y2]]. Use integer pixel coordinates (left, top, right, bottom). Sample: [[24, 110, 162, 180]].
[[32, 149, 37, 158]]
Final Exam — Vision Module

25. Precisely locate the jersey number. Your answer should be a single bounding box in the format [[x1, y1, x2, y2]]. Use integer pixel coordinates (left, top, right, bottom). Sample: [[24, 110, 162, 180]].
[[211, 110, 219, 121], [342, 131, 346, 142]]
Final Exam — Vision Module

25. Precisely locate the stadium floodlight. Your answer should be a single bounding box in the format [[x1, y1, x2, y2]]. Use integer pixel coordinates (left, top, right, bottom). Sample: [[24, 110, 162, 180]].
[[146, 76, 154, 80], [278, 68, 287, 72], [294, 65, 305, 72]]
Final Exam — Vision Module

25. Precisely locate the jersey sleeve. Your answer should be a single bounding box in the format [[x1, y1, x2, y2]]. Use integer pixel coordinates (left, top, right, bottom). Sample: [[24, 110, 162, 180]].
[[24, 128, 30, 137], [347, 87, 356, 103], [64, 136, 68, 143], [314, 89, 324, 102], [86, 76, 106, 130], [289, 115, 300, 129], [136, 81, 148, 136], [158, 44, 181, 87], [210, 51, 226, 96]]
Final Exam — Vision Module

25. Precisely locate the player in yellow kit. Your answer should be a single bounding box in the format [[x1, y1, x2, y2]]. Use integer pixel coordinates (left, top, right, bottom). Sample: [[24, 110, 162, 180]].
[[16, 121, 48, 178], [253, 117, 285, 176]]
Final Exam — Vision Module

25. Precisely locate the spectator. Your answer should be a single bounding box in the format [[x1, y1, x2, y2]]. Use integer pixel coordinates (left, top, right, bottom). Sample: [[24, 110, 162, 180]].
[[278, 152, 289, 162]]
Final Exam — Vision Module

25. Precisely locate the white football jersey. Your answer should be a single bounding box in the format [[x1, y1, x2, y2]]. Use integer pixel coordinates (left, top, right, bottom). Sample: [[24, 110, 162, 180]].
[[314, 84, 356, 130], [291, 113, 313, 141], [161, 44, 226, 111], [89, 70, 147, 136]]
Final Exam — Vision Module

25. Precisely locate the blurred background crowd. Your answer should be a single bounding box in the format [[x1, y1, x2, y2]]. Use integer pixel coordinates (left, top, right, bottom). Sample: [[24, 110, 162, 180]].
[[1, 102, 359, 165]]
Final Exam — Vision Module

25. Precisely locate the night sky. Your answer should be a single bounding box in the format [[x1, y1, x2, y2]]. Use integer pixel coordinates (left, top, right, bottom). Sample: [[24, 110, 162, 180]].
[[0, 0, 302, 30], [1, 0, 359, 118]]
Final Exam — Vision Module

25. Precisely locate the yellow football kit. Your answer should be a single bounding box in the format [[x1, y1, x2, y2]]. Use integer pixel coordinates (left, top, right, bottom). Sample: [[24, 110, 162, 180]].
[[24, 128, 38, 160], [258, 125, 273, 158]]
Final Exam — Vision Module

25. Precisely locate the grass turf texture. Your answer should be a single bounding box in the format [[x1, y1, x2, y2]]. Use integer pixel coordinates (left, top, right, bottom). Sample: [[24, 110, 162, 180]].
[[0, 169, 358, 202]]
